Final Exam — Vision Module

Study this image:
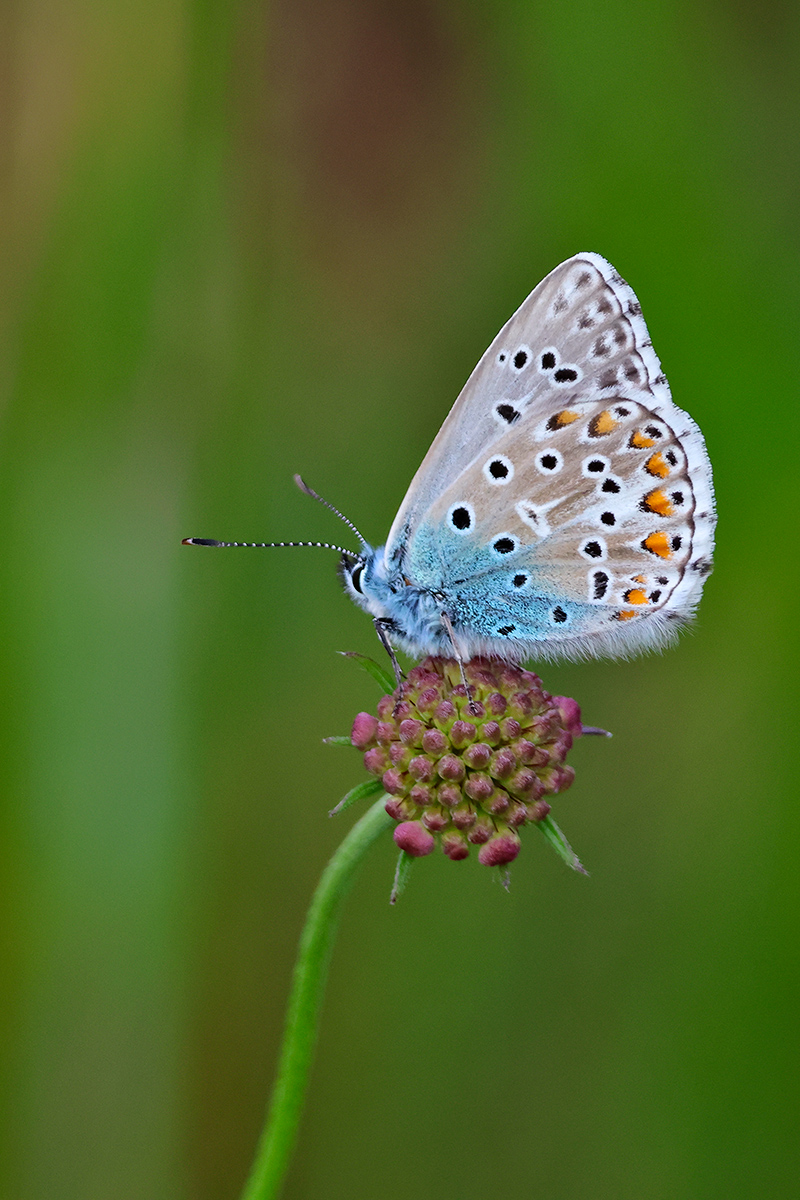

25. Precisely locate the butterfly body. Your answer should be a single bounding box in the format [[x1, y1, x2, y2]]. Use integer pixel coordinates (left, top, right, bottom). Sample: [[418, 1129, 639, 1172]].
[[342, 252, 715, 665]]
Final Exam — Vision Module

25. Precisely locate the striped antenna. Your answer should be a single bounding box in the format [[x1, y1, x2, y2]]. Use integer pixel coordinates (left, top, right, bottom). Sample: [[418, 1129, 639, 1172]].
[[182, 476, 368, 561], [182, 537, 362, 559], [293, 475, 368, 547]]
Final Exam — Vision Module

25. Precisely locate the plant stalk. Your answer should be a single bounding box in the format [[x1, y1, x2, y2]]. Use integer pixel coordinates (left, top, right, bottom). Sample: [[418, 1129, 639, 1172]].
[[239, 796, 392, 1200]]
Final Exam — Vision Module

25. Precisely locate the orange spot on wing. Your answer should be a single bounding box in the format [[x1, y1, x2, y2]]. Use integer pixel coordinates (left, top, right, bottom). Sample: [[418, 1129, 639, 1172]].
[[630, 429, 657, 449], [624, 588, 648, 605], [615, 610, 637, 620], [643, 488, 675, 516], [553, 409, 580, 426], [642, 532, 672, 559], [644, 452, 669, 478], [632, 575, 646, 584], [588, 409, 619, 436]]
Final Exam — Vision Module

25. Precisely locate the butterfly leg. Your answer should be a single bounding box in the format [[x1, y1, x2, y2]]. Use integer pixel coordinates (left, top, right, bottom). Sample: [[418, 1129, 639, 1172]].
[[373, 617, 404, 686], [439, 610, 479, 714]]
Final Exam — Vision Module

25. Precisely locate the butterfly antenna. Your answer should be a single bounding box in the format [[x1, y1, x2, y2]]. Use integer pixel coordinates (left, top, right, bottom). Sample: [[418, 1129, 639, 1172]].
[[182, 537, 363, 561], [293, 474, 368, 548]]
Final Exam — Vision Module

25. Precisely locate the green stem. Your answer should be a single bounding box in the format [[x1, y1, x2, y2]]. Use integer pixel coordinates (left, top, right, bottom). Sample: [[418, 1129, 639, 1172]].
[[239, 796, 393, 1200]]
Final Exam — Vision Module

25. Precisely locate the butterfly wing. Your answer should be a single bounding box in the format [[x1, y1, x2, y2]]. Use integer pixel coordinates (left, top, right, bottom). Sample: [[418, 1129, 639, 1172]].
[[387, 253, 715, 660], [385, 253, 672, 561]]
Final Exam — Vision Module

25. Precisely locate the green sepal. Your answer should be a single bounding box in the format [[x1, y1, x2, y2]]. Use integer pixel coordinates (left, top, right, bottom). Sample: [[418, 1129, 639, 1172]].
[[338, 651, 396, 695], [390, 849, 415, 905], [536, 815, 588, 875], [322, 735, 352, 747], [329, 777, 385, 817]]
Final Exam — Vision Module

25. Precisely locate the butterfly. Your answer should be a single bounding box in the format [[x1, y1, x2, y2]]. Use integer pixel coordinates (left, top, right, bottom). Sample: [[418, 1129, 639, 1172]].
[[186, 253, 715, 679]]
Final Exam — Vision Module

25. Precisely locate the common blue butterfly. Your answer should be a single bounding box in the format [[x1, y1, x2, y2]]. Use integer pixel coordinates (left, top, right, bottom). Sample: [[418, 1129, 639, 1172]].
[[185, 254, 715, 678]]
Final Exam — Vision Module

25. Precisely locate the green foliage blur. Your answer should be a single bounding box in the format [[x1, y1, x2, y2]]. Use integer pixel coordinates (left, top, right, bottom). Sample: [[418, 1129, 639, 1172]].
[[1, 2, 797, 1197]]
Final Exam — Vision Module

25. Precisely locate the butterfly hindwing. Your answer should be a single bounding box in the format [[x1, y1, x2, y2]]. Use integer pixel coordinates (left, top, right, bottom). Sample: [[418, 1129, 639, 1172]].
[[384, 253, 715, 661]]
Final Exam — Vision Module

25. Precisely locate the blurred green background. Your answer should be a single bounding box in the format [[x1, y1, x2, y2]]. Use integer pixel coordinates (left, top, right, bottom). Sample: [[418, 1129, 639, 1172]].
[[1, 2, 798, 1197]]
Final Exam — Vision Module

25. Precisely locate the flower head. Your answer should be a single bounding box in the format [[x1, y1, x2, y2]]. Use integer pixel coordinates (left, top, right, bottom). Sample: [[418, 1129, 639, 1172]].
[[351, 656, 590, 866]]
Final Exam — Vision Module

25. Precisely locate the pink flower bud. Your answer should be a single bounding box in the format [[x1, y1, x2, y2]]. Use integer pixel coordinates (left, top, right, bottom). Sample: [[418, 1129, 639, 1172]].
[[389, 742, 411, 768], [478, 833, 521, 866], [437, 754, 465, 782], [485, 691, 507, 717], [508, 691, 535, 721], [399, 718, 425, 746], [489, 747, 516, 780], [381, 768, 406, 795], [376, 721, 395, 744], [384, 796, 419, 821], [513, 739, 549, 767], [433, 700, 457, 729], [449, 720, 476, 749], [437, 783, 461, 808], [547, 731, 573, 762], [422, 808, 449, 832], [409, 783, 433, 807], [553, 696, 582, 736], [462, 742, 491, 770], [451, 803, 477, 829], [351, 712, 378, 749], [487, 790, 510, 815], [541, 765, 575, 794], [394, 821, 435, 857], [508, 768, 543, 801], [507, 801, 528, 827], [363, 746, 389, 775], [464, 773, 493, 803], [421, 728, 447, 757], [467, 817, 493, 844], [499, 717, 522, 741], [478, 721, 501, 746], [416, 686, 440, 713], [526, 800, 551, 822], [407, 755, 434, 782], [528, 712, 557, 740], [441, 831, 470, 860]]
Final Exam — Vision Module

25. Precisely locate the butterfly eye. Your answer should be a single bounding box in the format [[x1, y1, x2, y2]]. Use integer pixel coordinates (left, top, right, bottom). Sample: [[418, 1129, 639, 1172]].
[[350, 564, 364, 594]]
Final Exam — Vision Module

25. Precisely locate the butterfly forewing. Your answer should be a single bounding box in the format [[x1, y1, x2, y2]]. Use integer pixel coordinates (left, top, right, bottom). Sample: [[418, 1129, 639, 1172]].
[[385, 253, 670, 564]]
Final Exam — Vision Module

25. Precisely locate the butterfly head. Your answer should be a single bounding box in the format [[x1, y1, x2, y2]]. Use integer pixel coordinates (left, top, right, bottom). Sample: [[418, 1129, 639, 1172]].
[[339, 545, 392, 618]]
